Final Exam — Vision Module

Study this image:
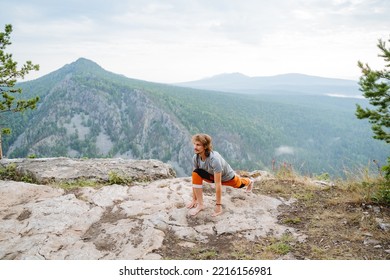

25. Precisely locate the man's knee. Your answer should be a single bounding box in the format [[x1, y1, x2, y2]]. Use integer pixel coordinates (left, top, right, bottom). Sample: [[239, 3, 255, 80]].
[[192, 171, 203, 185], [193, 169, 214, 182]]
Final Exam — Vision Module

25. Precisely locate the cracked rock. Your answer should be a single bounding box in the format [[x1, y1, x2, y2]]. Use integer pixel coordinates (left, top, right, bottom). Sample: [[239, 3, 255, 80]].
[[0, 162, 304, 260]]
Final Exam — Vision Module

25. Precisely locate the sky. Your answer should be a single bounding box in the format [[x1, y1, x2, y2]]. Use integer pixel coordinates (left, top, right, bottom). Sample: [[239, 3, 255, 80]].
[[1, 0, 389, 83]]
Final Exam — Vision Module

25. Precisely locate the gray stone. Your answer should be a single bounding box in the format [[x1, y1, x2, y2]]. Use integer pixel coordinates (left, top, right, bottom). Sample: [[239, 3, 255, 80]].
[[0, 157, 176, 184], [378, 222, 390, 232], [0, 159, 305, 260]]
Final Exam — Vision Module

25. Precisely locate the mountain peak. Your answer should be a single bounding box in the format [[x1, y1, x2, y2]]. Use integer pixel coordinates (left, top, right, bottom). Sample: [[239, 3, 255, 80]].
[[200, 72, 249, 82], [212, 72, 249, 78], [66, 57, 104, 72], [31, 58, 107, 84]]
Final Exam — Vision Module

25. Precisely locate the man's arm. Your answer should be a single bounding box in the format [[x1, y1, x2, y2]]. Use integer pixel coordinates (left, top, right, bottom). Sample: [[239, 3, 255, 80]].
[[213, 172, 223, 216]]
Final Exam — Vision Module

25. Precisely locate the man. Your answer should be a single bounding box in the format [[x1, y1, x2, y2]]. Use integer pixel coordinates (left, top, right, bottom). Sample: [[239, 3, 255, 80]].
[[187, 133, 253, 217]]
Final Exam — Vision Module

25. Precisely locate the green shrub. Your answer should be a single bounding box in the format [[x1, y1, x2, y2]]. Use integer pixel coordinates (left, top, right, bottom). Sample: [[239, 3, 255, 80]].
[[0, 163, 18, 180], [108, 171, 133, 185], [0, 163, 36, 183], [371, 180, 390, 206]]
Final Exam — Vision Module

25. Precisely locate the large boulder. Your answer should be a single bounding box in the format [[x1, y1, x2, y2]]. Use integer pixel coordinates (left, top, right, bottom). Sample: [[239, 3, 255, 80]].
[[0, 176, 304, 260], [0, 158, 305, 260], [0, 157, 176, 184]]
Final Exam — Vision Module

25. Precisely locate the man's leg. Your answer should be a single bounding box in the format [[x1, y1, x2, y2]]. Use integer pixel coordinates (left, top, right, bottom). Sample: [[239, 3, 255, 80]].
[[223, 175, 253, 192], [190, 187, 204, 216], [193, 169, 214, 182], [187, 171, 206, 215], [187, 187, 197, 209]]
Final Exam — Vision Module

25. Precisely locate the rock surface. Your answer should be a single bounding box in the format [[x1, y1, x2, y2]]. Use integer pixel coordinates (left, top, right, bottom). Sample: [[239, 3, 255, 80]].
[[0, 157, 176, 183], [0, 158, 304, 260]]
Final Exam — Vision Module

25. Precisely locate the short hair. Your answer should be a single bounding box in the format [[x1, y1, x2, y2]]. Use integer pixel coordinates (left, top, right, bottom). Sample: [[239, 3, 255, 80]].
[[192, 133, 213, 156]]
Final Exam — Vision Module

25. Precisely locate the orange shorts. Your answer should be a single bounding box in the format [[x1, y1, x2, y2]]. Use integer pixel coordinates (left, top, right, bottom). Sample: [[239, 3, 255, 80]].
[[192, 169, 250, 189]]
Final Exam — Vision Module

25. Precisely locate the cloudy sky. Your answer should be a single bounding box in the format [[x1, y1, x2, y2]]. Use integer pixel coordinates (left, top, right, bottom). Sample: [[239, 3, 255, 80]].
[[1, 0, 389, 83]]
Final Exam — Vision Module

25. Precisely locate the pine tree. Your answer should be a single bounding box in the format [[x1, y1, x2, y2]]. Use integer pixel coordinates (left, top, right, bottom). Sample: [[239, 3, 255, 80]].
[[0, 24, 40, 159], [356, 36, 390, 179]]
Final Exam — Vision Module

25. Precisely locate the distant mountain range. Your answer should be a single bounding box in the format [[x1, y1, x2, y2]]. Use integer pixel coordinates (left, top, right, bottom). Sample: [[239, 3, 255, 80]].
[[3, 58, 387, 178], [177, 72, 361, 96]]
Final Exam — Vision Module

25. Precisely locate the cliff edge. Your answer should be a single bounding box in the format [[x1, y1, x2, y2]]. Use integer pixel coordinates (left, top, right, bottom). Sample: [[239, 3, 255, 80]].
[[0, 157, 302, 260]]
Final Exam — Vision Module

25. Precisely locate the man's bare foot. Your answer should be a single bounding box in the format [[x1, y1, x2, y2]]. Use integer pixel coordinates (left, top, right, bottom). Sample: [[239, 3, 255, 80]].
[[212, 205, 222, 217], [212, 209, 222, 217], [186, 201, 197, 209], [188, 205, 204, 216], [212, 211, 222, 217], [246, 179, 254, 193]]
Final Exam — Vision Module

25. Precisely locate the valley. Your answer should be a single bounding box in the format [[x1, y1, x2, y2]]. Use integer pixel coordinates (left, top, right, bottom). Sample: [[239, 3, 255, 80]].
[[3, 58, 388, 178]]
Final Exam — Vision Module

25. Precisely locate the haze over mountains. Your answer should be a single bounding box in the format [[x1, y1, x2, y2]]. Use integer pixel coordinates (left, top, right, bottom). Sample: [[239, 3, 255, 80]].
[[3, 58, 387, 177], [177, 72, 361, 96]]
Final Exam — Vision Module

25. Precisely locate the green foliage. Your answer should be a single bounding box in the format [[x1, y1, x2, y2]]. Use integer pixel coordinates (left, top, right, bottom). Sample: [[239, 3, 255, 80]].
[[358, 178, 390, 206], [356, 36, 390, 181], [282, 217, 302, 224], [0, 163, 36, 183], [190, 248, 218, 260], [339, 162, 389, 206], [0, 24, 40, 158], [356, 52, 390, 142], [265, 234, 293, 255], [1, 127, 11, 135], [382, 157, 390, 181], [372, 182, 390, 205], [0, 163, 18, 180], [108, 171, 133, 185], [314, 172, 330, 181]]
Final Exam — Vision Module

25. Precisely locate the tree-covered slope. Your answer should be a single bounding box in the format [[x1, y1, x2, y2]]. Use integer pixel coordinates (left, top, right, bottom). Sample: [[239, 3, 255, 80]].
[[3, 58, 388, 177]]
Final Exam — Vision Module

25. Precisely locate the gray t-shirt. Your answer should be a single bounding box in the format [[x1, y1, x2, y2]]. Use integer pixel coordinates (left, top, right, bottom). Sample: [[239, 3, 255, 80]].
[[192, 151, 235, 182]]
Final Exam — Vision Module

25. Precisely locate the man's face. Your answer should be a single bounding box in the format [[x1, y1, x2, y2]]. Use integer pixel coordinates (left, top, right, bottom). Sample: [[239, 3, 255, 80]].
[[193, 141, 205, 155]]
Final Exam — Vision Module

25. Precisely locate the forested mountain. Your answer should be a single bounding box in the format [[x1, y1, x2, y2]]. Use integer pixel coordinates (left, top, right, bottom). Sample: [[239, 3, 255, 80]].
[[2, 58, 388, 177]]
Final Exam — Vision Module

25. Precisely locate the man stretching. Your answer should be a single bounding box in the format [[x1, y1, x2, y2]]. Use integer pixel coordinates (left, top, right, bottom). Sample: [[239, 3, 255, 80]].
[[187, 133, 253, 217]]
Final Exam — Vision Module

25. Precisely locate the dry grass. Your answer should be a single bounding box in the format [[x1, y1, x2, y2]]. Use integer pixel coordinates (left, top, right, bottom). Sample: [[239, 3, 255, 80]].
[[258, 170, 390, 260], [157, 169, 390, 260]]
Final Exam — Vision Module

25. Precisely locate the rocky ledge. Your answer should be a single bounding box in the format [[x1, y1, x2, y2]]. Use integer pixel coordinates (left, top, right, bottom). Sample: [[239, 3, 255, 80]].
[[0, 158, 304, 260], [0, 157, 176, 184]]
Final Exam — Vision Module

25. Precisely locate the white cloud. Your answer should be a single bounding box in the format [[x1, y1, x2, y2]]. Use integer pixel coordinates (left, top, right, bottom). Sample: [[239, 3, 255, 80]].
[[1, 0, 389, 83], [327, 93, 364, 99], [275, 146, 295, 156]]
